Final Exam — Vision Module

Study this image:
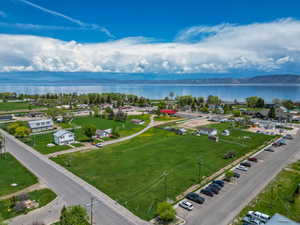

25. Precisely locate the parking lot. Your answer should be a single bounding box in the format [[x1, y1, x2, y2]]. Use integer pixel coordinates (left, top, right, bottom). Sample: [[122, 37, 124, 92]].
[[174, 131, 300, 225]]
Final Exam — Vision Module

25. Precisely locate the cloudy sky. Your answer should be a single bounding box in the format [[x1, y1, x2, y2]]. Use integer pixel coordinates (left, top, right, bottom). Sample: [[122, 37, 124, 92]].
[[0, 0, 300, 75]]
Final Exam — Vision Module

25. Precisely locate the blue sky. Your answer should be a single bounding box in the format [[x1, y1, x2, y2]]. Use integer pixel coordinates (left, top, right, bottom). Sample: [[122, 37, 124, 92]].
[[0, 0, 300, 75]]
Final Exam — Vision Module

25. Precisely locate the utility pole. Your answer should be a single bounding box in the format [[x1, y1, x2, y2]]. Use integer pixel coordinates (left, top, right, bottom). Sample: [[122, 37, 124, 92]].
[[0, 135, 6, 159], [90, 197, 94, 225], [163, 171, 168, 201], [197, 157, 202, 184]]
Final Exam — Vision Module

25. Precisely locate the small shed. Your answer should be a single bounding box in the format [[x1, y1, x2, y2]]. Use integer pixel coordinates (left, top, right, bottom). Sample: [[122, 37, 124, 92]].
[[198, 127, 218, 136]]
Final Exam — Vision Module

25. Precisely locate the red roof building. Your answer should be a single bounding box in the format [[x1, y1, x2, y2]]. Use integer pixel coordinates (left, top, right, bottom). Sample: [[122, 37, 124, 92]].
[[160, 109, 177, 115]]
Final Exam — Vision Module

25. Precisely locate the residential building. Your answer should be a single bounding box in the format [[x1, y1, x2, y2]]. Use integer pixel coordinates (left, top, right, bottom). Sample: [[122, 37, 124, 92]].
[[28, 119, 54, 133], [53, 130, 75, 145], [95, 129, 112, 138], [265, 213, 300, 225], [0, 114, 13, 121], [131, 119, 145, 125]]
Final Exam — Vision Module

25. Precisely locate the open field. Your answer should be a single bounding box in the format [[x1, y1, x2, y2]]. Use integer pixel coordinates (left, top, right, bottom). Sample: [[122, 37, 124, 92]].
[[0, 153, 37, 197], [53, 125, 274, 220], [0, 188, 57, 220], [0, 102, 42, 111], [234, 161, 300, 224]]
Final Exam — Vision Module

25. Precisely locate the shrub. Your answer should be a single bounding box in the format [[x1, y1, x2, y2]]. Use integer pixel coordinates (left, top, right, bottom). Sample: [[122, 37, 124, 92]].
[[156, 201, 176, 222]]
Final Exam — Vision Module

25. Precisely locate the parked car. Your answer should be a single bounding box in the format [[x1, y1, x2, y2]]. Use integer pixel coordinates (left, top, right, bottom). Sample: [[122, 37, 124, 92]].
[[272, 142, 281, 147], [240, 162, 251, 167], [207, 186, 219, 194], [186, 193, 205, 204], [200, 188, 214, 197], [236, 165, 248, 172], [233, 172, 241, 178], [209, 183, 222, 190], [212, 180, 225, 187], [242, 216, 262, 225], [95, 143, 103, 148], [284, 134, 293, 140], [179, 200, 193, 211], [247, 211, 270, 223], [265, 148, 274, 152], [248, 157, 258, 162]]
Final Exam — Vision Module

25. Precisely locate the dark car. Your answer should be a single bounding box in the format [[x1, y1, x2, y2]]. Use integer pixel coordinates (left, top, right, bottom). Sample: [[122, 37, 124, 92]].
[[272, 142, 281, 147], [212, 180, 225, 187], [265, 148, 275, 152], [284, 134, 293, 140], [248, 157, 258, 162], [233, 172, 241, 178], [186, 192, 205, 204], [209, 183, 222, 190], [240, 162, 251, 167], [200, 188, 214, 197], [207, 186, 219, 194]]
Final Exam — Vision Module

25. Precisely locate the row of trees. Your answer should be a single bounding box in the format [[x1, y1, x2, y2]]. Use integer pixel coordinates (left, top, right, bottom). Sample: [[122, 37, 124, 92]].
[[7, 122, 30, 137]]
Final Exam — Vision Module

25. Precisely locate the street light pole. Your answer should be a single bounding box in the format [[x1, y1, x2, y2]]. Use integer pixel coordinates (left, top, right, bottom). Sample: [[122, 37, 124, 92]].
[[198, 157, 202, 184], [90, 197, 94, 225]]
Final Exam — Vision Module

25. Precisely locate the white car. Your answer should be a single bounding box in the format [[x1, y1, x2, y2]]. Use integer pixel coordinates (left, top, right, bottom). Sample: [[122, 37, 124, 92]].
[[247, 211, 270, 223], [236, 165, 248, 172], [179, 200, 193, 211], [95, 143, 103, 148]]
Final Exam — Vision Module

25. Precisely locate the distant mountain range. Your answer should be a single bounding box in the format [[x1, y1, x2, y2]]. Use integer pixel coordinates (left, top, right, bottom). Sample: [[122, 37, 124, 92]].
[[57, 74, 300, 84], [0, 73, 300, 84]]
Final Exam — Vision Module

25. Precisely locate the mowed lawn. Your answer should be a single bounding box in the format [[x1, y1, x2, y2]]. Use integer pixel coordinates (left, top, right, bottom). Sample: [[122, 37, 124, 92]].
[[71, 114, 150, 138], [0, 153, 37, 197], [235, 161, 300, 224], [0, 102, 41, 111], [53, 126, 274, 220]]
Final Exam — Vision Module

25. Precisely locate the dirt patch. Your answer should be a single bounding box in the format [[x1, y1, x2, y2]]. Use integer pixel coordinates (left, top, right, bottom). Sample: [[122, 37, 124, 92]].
[[177, 118, 217, 129]]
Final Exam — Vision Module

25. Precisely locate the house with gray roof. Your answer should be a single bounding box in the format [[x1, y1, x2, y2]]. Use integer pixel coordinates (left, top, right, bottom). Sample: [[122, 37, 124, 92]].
[[28, 119, 53, 133], [265, 213, 300, 225], [54, 130, 75, 145]]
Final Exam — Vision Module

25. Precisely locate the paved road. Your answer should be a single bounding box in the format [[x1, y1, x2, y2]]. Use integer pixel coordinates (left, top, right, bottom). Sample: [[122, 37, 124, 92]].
[[177, 131, 300, 225], [2, 130, 148, 225]]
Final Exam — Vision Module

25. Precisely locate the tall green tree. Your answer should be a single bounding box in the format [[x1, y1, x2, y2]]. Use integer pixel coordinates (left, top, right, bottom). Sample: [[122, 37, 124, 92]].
[[268, 107, 276, 119], [83, 124, 96, 141], [156, 202, 176, 222]]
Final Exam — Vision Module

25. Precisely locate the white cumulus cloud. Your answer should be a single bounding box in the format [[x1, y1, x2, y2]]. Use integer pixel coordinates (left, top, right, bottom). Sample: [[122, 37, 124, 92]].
[[1, 18, 300, 74]]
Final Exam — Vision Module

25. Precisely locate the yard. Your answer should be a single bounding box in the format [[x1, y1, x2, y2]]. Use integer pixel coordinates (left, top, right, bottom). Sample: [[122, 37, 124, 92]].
[[21, 132, 71, 155], [0, 153, 37, 197], [234, 161, 300, 224], [53, 125, 274, 220], [0, 102, 42, 111], [0, 188, 56, 220]]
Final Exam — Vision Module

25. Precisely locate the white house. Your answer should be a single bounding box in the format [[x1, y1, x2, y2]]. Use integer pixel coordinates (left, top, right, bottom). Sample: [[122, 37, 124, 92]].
[[28, 119, 54, 133], [198, 128, 218, 136], [53, 130, 75, 145], [131, 119, 145, 125]]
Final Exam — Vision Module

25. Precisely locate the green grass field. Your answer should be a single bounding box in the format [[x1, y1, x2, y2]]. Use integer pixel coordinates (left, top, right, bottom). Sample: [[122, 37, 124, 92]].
[[0, 153, 37, 197], [0, 102, 42, 111], [235, 161, 300, 224], [53, 125, 274, 220], [0, 188, 57, 220]]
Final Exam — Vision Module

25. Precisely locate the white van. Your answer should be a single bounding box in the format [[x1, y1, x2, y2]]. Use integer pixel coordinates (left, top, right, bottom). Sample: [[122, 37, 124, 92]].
[[247, 211, 270, 223]]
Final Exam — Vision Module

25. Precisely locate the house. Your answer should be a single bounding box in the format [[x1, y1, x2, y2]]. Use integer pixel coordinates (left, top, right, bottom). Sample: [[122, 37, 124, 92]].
[[198, 128, 218, 136], [0, 114, 13, 121], [95, 129, 112, 138], [54, 130, 75, 145], [131, 119, 145, 125], [28, 119, 54, 133], [265, 213, 300, 225], [177, 128, 187, 135], [160, 109, 177, 115]]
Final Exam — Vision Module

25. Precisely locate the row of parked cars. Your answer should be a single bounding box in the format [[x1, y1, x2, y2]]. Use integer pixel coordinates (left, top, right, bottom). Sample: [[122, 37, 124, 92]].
[[179, 180, 225, 210], [179, 133, 294, 213], [243, 211, 271, 225]]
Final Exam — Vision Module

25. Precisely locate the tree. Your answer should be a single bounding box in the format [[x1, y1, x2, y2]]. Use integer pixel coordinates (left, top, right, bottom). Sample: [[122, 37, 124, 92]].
[[246, 96, 259, 108], [281, 99, 294, 110], [224, 170, 234, 182], [111, 126, 120, 138], [256, 97, 265, 108], [60, 205, 89, 225], [232, 110, 241, 117], [268, 107, 276, 119], [0, 214, 7, 225], [83, 124, 96, 141], [156, 201, 176, 222], [15, 126, 30, 137], [207, 95, 221, 105]]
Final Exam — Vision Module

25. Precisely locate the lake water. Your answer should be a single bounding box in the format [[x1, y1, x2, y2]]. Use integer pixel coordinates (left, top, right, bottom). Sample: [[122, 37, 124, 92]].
[[0, 83, 299, 102]]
